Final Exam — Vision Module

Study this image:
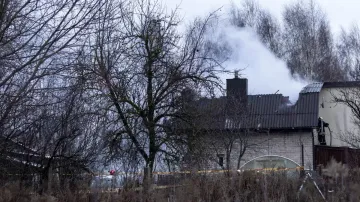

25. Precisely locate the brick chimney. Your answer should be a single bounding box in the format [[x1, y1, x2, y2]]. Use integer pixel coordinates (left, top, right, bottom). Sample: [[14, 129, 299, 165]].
[[226, 71, 248, 106]]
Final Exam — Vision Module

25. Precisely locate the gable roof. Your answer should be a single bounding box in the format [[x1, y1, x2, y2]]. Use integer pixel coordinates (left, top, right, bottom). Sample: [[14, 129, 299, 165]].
[[184, 83, 322, 131], [180, 80, 360, 131], [243, 92, 319, 129]]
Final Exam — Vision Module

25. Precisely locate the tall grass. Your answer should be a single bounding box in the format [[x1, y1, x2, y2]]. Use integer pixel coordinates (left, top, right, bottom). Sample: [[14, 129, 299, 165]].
[[2, 161, 360, 202]]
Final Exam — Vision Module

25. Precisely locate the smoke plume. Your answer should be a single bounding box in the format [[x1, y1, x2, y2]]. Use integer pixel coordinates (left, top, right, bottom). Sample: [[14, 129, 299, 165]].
[[214, 24, 308, 103]]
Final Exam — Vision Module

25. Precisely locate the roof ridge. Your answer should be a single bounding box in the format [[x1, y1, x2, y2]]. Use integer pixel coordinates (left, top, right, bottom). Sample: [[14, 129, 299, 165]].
[[248, 94, 283, 96]]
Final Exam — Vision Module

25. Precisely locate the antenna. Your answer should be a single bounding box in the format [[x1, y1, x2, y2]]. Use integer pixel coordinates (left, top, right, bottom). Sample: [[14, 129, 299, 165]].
[[234, 70, 239, 78]]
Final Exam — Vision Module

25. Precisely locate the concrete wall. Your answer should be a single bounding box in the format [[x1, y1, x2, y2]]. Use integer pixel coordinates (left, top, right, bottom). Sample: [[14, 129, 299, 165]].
[[207, 131, 313, 170], [318, 87, 359, 147]]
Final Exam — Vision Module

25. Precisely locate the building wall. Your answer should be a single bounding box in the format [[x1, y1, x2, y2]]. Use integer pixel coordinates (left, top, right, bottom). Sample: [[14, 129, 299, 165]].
[[318, 87, 359, 147], [208, 131, 314, 170]]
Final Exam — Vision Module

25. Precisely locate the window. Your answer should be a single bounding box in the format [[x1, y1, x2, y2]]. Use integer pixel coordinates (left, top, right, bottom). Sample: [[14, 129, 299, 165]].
[[218, 154, 224, 167]]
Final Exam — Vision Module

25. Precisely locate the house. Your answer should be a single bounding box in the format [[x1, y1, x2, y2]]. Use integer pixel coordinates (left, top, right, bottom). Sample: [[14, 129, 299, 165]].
[[0, 133, 93, 191], [176, 74, 360, 171], [317, 81, 360, 147]]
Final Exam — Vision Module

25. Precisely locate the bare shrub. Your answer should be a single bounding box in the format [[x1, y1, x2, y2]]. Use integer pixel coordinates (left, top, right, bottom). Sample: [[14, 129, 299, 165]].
[[5, 170, 360, 201]]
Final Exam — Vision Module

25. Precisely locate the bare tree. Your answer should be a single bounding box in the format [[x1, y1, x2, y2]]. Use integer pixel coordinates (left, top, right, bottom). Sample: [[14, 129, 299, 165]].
[[203, 96, 263, 170], [282, 0, 346, 81], [230, 0, 349, 82], [207, 125, 255, 170], [256, 10, 283, 58], [337, 25, 360, 81], [1, 67, 103, 194], [77, 0, 225, 184], [0, 0, 103, 193], [172, 89, 264, 171], [229, 0, 283, 57], [332, 87, 360, 148], [0, 0, 101, 158], [34, 76, 102, 194]]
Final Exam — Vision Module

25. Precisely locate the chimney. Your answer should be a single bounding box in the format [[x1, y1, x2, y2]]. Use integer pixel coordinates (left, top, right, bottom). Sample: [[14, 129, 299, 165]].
[[226, 72, 248, 109]]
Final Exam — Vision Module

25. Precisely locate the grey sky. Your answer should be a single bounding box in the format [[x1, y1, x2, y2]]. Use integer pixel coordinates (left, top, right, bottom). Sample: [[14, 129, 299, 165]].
[[163, 0, 360, 101], [165, 0, 360, 34]]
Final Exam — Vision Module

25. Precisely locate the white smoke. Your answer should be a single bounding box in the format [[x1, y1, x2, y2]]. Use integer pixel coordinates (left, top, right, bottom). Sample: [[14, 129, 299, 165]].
[[215, 24, 308, 103]]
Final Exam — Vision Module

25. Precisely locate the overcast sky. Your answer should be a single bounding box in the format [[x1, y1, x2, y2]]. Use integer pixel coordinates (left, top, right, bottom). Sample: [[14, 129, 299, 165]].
[[163, 0, 360, 102], [165, 0, 360, 34]]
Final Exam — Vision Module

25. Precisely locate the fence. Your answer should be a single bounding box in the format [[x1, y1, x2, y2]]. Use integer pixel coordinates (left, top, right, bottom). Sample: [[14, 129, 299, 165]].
[[314, 145, 360, 168]]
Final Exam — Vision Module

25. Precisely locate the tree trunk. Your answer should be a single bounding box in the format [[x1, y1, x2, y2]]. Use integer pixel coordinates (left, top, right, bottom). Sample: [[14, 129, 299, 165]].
[[237, 155, 241, 170], [142, 163, 154, 202], [226, 152, 231, 170], [39, 166, 51, 195]]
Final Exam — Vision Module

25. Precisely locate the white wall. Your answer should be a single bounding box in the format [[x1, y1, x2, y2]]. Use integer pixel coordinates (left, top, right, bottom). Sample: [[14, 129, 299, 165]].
[[318, 87, 359, 147], [208, 131, 314, 170]]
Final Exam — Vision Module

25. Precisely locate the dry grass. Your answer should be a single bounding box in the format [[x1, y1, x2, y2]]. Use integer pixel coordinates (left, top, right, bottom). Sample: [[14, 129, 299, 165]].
[[2, 164, 360, 202], [0, 172, 313, 202]]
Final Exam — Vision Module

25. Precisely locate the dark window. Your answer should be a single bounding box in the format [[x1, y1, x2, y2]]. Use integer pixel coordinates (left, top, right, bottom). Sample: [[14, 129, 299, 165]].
[[218, 154, 224, 167]]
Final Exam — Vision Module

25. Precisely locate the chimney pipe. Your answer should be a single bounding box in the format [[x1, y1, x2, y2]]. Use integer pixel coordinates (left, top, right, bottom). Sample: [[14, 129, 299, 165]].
[[226, 77, 248, 112]]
